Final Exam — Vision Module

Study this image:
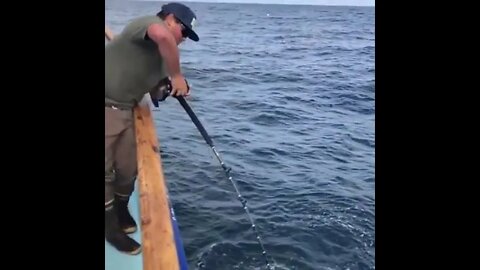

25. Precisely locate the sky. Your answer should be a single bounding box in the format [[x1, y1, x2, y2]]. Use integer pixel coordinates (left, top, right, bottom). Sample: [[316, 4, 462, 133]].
[[139, 0, 375, 7]]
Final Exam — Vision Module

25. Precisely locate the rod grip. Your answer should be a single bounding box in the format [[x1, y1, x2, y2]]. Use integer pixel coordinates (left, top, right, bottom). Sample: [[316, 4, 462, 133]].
[[176, 96, 214, 147]]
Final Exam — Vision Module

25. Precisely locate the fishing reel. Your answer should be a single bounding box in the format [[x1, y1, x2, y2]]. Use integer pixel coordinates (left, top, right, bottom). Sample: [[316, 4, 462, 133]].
[[149, 77, 190, 107]]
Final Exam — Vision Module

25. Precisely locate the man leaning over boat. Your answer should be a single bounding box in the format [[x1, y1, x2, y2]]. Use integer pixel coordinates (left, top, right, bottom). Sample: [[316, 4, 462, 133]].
[[105, 2, 199, 255]]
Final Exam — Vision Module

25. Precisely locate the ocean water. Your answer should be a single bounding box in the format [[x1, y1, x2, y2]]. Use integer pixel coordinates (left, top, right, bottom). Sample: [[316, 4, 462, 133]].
[[106, 1, 375, 269]]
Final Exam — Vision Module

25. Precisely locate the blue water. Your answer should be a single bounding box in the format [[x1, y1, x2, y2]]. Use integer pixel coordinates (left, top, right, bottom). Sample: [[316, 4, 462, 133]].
[[106, 1, 375, 269]]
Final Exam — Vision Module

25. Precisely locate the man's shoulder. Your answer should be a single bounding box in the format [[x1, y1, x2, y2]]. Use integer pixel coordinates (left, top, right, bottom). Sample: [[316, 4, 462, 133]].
[[125, 15, 163, 30], [117, 15, 164, 42]]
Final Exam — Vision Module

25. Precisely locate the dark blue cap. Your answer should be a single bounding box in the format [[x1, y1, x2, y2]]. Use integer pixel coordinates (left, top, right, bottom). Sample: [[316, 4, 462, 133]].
[[161, 2, 199, 42]]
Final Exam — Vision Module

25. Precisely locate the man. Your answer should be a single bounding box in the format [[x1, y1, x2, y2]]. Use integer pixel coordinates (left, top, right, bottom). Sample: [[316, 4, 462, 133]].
[[105, 2, 199, 255]]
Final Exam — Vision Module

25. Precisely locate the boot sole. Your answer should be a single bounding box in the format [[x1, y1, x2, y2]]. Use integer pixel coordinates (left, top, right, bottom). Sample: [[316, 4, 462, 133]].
[[106, 240, 142, 255], [121, 245, 142, 256], [123, 226, 137, 234]]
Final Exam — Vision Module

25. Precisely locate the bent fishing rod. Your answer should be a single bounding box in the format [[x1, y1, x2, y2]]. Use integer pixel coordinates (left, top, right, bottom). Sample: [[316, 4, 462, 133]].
[[176, 95, 273, 269], [156, 79, 274, 269]]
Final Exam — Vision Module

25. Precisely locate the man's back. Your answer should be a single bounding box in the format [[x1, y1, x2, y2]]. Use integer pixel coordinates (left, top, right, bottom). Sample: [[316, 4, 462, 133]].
[[105, 15, 168, 108]]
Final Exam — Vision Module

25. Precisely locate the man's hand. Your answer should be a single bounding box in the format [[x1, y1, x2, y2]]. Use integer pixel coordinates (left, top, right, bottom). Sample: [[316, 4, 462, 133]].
[[105, 26, 114, 41], [170, 74, 190, 97]]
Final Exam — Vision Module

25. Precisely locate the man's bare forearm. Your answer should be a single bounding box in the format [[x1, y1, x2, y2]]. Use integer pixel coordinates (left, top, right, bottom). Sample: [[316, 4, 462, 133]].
[[156, 34, 181, 77], [147, 23, 183, 77], [146, 23, 188, 95]]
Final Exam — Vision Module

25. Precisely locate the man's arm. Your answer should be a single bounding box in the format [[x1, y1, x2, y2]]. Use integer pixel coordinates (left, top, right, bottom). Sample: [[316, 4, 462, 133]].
[[146, 23, 189, 96], [146, 23, 181, 78], [105, 26, 114, 41]]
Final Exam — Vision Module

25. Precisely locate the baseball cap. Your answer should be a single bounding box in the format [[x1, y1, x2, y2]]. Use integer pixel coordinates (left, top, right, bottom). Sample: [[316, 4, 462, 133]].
[[161, 2, 199, 42]]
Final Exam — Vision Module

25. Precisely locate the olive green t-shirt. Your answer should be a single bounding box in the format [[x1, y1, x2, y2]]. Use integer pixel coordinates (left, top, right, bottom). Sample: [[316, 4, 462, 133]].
[[105, 16, 168, 108]]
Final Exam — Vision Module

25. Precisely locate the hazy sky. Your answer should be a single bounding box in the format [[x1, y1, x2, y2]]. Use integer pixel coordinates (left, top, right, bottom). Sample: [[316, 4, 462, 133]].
[[169, 0, 375, 6]]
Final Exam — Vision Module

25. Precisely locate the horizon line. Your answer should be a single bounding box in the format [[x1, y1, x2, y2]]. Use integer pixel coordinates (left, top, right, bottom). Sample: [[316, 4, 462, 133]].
[[134, 0, 375, 7]]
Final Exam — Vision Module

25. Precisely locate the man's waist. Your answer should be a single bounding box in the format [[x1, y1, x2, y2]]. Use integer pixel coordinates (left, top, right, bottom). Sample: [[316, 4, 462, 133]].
[[105, 97, 136, 110], [105, 102, 134, 110]]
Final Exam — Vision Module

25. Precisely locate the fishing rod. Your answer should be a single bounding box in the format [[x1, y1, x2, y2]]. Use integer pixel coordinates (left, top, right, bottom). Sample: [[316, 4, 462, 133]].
[[154, 79, 274, 269], [176, 96, 274, 269]]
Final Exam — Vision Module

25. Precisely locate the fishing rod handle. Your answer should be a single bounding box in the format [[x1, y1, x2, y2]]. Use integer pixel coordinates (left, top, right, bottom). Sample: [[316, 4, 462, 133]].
[[176, 96, 214, 147], [157, 77, 215, 151]]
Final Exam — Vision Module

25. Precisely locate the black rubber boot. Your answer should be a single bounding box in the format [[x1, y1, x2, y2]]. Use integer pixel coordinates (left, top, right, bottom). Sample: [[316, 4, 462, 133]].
[[115, 195, 138, 234], [105, 207, 141, 255]]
